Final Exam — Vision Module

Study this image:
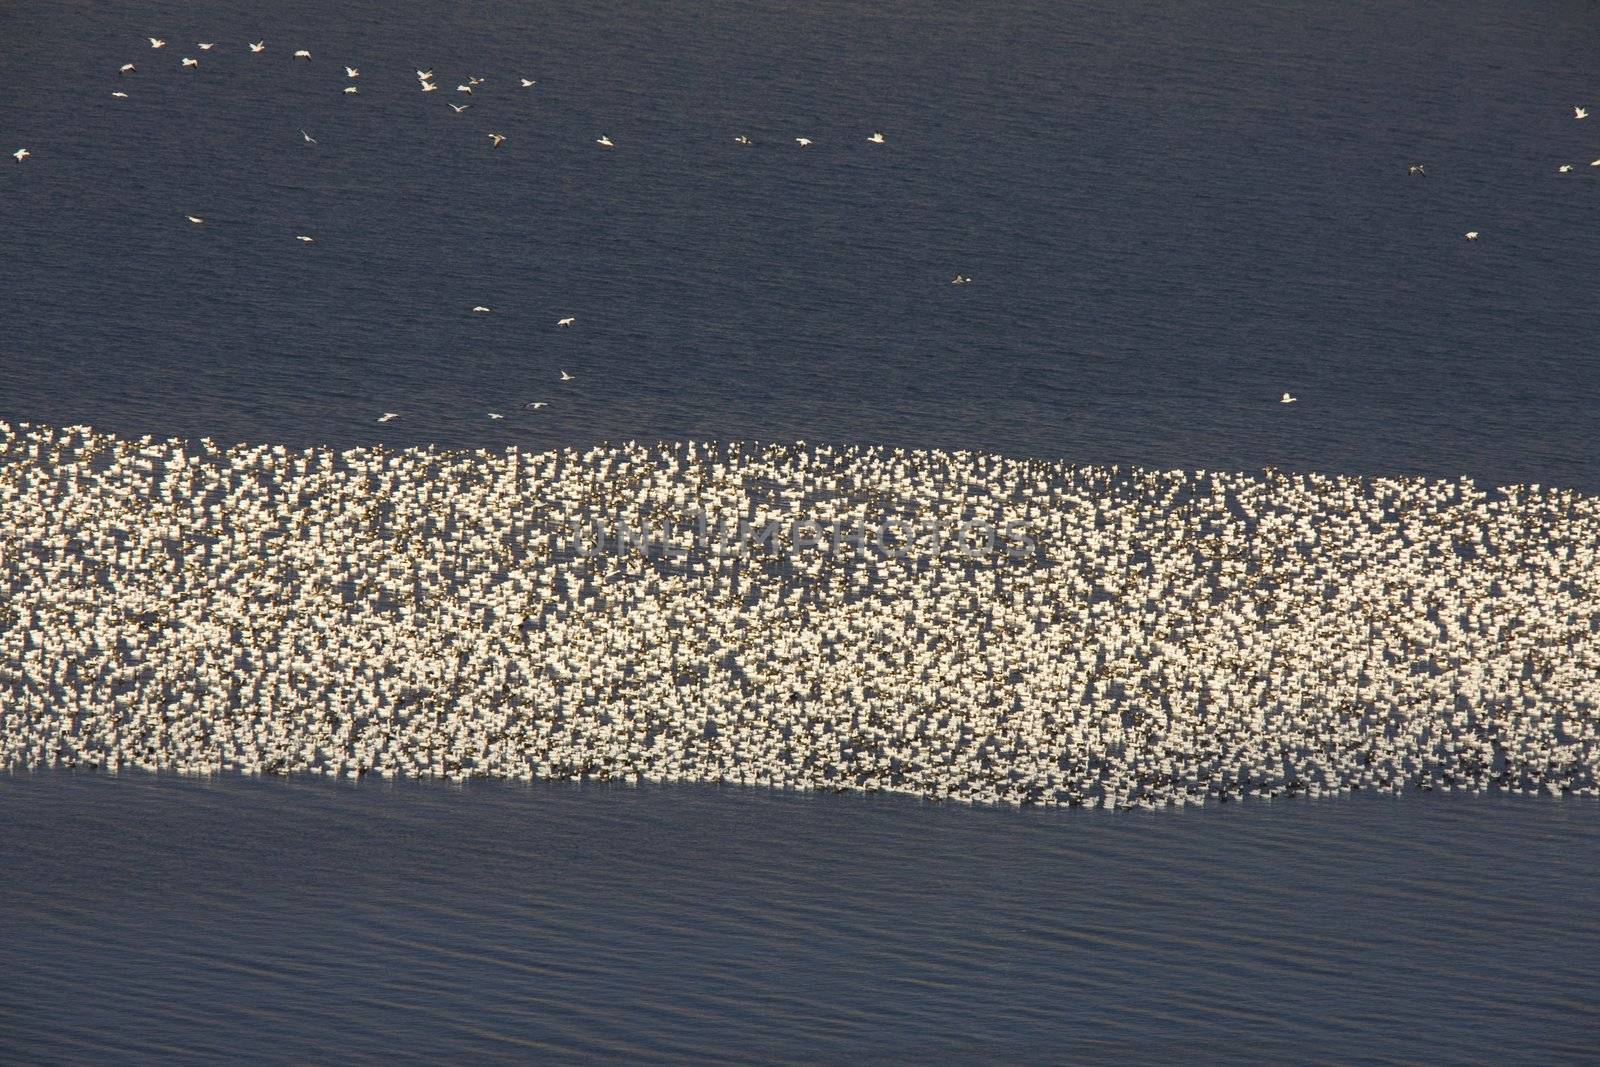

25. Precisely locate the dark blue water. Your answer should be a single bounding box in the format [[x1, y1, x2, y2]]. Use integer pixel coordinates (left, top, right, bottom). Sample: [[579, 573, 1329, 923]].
[[3, 771, 1598, 1064], [4, 0, 1599, 1059], [2, 0, 1597, 488]]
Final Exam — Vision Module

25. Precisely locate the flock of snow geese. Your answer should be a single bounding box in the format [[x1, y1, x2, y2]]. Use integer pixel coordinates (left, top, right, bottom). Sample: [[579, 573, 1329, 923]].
[[2, 422, 1596, 809], [4, 37, 1597, 811]]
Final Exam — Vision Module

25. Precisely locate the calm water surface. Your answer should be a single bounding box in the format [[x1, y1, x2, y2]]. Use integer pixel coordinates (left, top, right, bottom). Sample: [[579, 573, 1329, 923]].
[[3, 772, 1598, 1064], [2, 0, 1597, 488]]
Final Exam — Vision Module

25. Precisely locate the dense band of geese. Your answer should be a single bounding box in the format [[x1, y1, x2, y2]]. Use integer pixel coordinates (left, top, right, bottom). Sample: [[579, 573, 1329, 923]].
[[3, 422, 1596, 809]]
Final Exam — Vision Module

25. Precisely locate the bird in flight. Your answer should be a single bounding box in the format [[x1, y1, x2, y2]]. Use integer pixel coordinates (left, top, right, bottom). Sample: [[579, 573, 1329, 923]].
[[1576, 106, 1588, 119], [526, 402, 548, 410], [198, 42, 215, 51], [293, 49, 311, 60], [112, 91, 128, 98], [345, 66, 359, 78], [868, 131, 885, 144], [1559, 164, 1574, 173], [456, 84, 473, 94], [795, 137, 812, 146], [1407, 163, 1425, 176], [149, 37, 166, 49], [472, 306, 493, 313], [560, 370, 575, 381], [487, 412, 504, 419], [249, 41, 265, 53], [420, 80, 437, 92], [120, 63, 136, 74], [1280, 392, 1298, 404], [186, 214, 203, 224], [181, 56, 199, 68], [520, 78, 537, 88], [1464, 231, 1479, 240], [300, 129, 317, 144], [557, 316, 575, 327], [296, 235, 314, 242], [13, 148, 29, 162], [488, 132, 506, 148], [596, 136, 614, 147], [377, 412, 399, 423], [951, 275, 971, 285], [417, 69, 432, 80], [343, 86, 358, 94], [734, 135, 751, 145], [448, 103, 471, 113]]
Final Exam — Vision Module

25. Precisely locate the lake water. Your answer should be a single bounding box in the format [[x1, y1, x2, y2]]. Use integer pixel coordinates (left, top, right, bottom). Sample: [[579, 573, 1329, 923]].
[[3, 771, 1598, 1063], [3, 0, 1597, 490], [2, 0, 1598, 1058]]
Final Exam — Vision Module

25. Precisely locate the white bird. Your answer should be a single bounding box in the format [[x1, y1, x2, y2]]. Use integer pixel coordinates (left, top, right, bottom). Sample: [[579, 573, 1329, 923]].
[[468, 76, 484, 86], [149, 38, 166, 49], [181, 57, 199, 68], [520, 78, 537, 88], [343, 86, 358, 94], [560, 370, 575, 381], [420, 81, 437, 92], [198, 42, 215, 51], [488, 133, 506, 148], [300, 129, 316, 144], [1559, 164, 1574, 173], [951, 275, 971, 285], [1407, 163, 1426, 177], [345, 66, 359, 78], [416, 69, 432, 80], [1464, 231, 1479, 240], [376, 412, 399, 423], [472, 306, 492, 313], [557, 317, 575, 327], [249, 41, 265, 53], [795, 137, 812, 146], [456, 84, 473, 94], [295, 235, 314, 242], [1280, 392, 1298, 404], [293, 49, 311, 60], [120, 63, 136, 74], [734, 135, 751, 145], [13, 148, 29, 162], [185, 214, 203, 224], [1576, 106, 1588, 120], [448, 103, 471, 113], [526, 401, 548, 409], [596, 136, 614, 147], [112, 92, 128, 98], [1591, 159, 1600, 167], [487, 412, 504, 420], [868, 131, 885, 144]]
